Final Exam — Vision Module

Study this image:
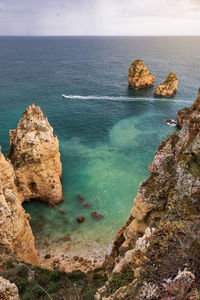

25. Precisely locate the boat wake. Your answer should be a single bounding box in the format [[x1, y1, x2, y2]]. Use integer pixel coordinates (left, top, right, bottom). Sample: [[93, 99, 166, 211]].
[[62, 94, 191, 104]]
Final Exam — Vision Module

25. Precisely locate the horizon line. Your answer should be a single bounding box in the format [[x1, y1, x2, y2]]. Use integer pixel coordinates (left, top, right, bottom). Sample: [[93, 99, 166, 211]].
[[0, 34, 200, 37]]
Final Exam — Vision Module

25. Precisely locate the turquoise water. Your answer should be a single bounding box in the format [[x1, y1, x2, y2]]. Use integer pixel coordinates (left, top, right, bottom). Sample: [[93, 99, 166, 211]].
[[0, 36, 200, 257]]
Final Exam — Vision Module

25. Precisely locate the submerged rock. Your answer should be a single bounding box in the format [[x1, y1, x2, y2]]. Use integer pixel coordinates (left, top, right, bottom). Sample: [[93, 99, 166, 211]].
[[7, 104, 64, 207], [154, 71, 178, 98], [78, 194, 84, 201], [83, 202, 91, 208], [0, 148, 39, 265], [128, 59, 155, 89], [76, 216, 85, 223], [92, 211, 104, 220]]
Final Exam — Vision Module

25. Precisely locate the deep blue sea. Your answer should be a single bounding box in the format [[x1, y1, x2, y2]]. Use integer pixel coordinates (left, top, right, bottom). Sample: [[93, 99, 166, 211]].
[[0, 36, 200, 258]]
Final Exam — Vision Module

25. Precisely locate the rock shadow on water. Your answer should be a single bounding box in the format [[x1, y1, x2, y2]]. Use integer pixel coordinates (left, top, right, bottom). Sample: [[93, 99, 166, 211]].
[[127, 85, 154, 98]]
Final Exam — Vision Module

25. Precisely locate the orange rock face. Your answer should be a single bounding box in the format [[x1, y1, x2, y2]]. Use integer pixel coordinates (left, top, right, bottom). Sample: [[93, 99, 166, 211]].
[[154, 71, 178, 98], [7, 105, 64, 206], [128, 59, 155, 89], [0, 149, 39, 265]]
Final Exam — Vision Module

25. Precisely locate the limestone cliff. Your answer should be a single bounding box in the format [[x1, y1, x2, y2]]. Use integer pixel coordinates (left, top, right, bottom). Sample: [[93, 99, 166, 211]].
[[154, 71, 178, 98], [96, 90, 200, 299], [0, 149, 39, 265], [7, 104, 63, 206], [177, 88, 200, 128], [0, 276, 19, 300], [128, 59, 155, 89]]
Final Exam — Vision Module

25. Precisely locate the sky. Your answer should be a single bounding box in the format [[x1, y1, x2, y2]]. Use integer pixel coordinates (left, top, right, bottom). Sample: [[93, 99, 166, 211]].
[[0, 0, 200, 35]]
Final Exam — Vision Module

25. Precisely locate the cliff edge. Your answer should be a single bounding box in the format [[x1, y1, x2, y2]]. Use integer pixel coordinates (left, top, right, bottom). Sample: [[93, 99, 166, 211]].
[[7, 105, 64, 207], [0, 148, 39, 265], [96, 90, 200, 299]]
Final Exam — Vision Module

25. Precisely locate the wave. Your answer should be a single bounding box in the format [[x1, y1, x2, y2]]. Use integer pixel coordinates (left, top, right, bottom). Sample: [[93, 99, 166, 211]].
[[62, 94, 192, 104]]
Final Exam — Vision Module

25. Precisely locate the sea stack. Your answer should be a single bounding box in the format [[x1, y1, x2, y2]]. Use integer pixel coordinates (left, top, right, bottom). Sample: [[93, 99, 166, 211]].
[[0, 148, 39, 265], [154, 71, 178, 98], [128, 59, 155, 89], [7, 104, 64, 207]]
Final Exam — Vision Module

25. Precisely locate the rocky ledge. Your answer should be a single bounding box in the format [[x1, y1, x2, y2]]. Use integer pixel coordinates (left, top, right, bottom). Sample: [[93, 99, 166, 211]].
[[95, 90, 200, 299], [128, 59, 155, 89], [7, 104, 64, 206], [154, 71, 178, 98], [0, 276, 19, 300]]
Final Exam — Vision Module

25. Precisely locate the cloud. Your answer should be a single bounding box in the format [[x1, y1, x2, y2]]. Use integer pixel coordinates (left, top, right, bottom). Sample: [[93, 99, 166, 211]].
[[190, 0, 200, 5], [0, 0, 200, 35]]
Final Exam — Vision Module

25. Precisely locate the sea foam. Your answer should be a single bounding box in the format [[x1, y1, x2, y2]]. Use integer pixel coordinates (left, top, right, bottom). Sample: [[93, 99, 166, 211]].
[[62, 94, 191, 104]]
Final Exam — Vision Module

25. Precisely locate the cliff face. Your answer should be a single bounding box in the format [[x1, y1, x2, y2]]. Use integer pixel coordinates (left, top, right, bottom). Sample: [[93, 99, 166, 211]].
[[96, 91, 200, 299], [0, 149, 39, 265], [7, 105, 64, 207], [128, 59, 155, 89], [177, 88, 200, 128], [154, 71, 178, 98]]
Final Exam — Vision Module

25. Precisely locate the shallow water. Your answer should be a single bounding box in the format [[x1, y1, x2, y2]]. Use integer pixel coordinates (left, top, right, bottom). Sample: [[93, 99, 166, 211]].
[[0, 36, 200, 258]]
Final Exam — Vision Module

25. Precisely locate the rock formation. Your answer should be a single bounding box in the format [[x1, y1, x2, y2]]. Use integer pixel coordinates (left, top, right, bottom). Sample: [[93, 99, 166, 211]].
[[0, 276, 20, 300], [7, 104, 64, 206], [0, 148, 39, 265], [95, 90, 200, 299], [177, 88, 200, 128], [154, 71, 178, 98], [128, 59, 155, 89]]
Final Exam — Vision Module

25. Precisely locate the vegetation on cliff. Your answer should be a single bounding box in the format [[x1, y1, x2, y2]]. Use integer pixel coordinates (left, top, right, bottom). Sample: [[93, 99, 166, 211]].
[[1, 258, 107, 300], [2, 92, 200, 299], [95, 90, 200, 299]]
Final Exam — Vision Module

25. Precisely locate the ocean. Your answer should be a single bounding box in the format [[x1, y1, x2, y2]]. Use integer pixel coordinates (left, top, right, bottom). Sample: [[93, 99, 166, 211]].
[[0, 36, 200, 259]]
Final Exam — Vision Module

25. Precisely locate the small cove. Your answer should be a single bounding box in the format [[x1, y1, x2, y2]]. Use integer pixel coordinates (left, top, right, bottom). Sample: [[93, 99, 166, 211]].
[[0, 36, 199, 262]]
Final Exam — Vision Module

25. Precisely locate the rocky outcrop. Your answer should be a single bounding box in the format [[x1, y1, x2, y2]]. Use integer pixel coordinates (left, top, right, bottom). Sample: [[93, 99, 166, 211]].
[[0, 148, 39, 265], [0, 277, 19, 300], [177, 88, 200, 128], [7, 104, 63, 206], [154, 71, 178, 98], [96, 90, 200, 299], [128, 59, 155, 89], [192, 88, 200, 110]]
